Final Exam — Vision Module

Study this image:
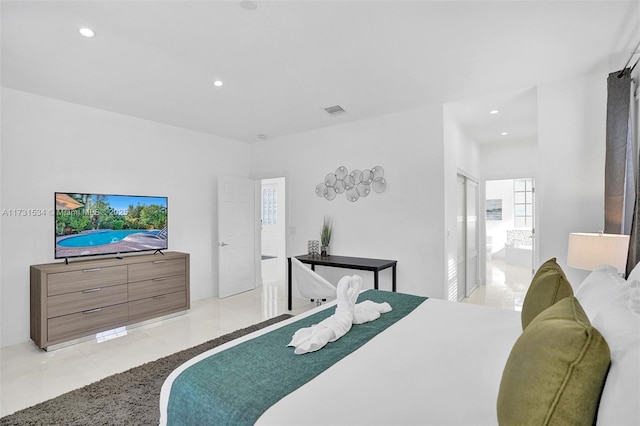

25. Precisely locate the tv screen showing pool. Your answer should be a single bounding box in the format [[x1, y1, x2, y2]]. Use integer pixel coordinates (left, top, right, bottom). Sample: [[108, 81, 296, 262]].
[[55, 192, 168, 259]]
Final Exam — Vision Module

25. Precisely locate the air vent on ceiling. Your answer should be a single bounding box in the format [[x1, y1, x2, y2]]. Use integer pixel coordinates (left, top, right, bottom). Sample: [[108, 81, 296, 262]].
[[324, 105, 347, 116]]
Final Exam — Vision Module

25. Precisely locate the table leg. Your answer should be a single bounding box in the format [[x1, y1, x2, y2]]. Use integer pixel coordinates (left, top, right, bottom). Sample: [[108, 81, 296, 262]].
[[288, 257, 292, 311], [392, 264, 397, 292], [374, 271, 379, 290]]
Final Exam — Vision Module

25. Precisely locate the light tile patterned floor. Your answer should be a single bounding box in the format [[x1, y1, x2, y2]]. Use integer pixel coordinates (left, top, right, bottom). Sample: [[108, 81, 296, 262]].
[[463, 259, 532, 311]]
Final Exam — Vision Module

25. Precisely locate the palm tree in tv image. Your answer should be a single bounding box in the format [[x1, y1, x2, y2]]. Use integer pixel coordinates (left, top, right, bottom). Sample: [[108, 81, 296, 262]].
[[55, 193, 90, 235]]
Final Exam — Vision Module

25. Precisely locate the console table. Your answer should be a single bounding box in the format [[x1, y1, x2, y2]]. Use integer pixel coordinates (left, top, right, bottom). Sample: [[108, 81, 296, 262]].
[[287, 254, 397, 310]]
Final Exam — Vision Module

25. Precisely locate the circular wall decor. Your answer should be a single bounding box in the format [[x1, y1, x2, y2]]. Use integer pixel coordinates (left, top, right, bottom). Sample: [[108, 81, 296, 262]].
[[316, 166, 386, 202]]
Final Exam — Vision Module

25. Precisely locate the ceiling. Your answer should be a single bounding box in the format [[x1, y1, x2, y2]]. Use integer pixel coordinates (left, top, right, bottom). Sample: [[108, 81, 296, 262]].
[[448, 87, 539, 144], [2, 1, 638, 143]]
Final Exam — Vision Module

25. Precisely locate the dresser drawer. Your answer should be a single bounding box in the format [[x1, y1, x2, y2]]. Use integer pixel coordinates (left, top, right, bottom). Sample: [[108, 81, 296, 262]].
[[48, 266, 127, 296], [47, 284, 128, 318], [48, 303, 128, 343], [128, 291, 186, 323], [31, 251, 189, 349], [128, 259, 185, 282], [128, 275, 185, 301]]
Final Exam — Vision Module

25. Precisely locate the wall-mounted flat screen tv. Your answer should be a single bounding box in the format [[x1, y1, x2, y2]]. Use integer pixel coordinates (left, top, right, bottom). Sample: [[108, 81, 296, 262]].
[[55, 192, 168, 260]]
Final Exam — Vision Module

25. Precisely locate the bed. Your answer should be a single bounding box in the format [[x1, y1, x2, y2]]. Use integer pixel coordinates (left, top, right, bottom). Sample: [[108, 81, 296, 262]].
[[159, 259, 640, 426]]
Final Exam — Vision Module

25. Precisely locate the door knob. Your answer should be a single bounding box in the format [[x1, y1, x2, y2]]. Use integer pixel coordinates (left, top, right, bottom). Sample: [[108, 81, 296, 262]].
[[219, 242, 229, 247]]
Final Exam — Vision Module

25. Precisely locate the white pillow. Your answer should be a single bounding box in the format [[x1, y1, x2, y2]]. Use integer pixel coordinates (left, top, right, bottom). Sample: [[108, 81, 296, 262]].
[[575, 265, 629, 321], [625, 261, 640, 283], [592, 307, 640, 426], [629, 280, 640, 314]]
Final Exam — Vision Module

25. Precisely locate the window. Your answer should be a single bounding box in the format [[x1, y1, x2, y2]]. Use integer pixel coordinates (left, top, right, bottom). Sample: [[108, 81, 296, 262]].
[[514, 178, 533, 228], [262, 187, 277, 225]]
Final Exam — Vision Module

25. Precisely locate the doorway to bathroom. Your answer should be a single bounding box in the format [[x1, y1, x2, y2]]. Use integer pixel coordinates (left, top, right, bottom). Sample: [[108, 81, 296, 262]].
[[483, 178, 535, 310]]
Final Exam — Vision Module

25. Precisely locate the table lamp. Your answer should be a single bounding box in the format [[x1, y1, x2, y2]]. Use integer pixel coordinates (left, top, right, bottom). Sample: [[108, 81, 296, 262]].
[[567, 232, 630, 274]]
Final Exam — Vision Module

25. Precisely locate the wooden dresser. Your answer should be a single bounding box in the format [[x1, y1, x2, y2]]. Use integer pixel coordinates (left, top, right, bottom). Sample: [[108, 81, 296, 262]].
[[30, 251, 189, 350]]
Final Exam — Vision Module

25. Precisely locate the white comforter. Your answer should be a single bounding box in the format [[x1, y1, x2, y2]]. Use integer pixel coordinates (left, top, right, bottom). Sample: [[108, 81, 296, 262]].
[[160, 298, 521, 425]]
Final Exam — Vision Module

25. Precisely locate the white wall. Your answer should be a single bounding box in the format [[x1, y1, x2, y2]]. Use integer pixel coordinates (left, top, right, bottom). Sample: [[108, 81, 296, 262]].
[[480, 139, 538, 181], [443, 106, 481, 301], [473, 70, 612, 290], [446, 114, 480, 179], [250, 106, 446, 302], [450, 64, 612, 292], [537, 71, 608, 288], [0, 88, 250, 347]]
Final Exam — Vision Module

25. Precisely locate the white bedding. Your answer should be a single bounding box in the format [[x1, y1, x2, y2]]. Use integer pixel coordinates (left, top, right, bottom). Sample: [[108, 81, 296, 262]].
[[160, 297, 521, 425]]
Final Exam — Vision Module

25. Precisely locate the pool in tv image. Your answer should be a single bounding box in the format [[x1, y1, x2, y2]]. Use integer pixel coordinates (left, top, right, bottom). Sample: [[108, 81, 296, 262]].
[[55, 193, 168, 259]]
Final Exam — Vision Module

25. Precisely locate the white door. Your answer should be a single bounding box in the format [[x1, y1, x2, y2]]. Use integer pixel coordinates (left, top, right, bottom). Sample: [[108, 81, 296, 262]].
[[218, 176, 256, 298], [456, 175, 467, 302], [260, 178, 286, 284], [530, 181, 536, 275], [466, 178, 479, 297], [457, 174, 480, 301]]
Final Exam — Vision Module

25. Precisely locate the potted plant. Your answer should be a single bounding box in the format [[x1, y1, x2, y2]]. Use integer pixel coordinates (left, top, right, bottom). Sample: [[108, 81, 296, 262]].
[[320, 216, 332, 257]]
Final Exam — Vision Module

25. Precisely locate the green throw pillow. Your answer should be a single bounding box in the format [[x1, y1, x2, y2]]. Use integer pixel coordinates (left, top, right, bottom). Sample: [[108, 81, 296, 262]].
[[531, 257, 562, 282], [497, 296, 611, 425], [521, 258, 573, 329]]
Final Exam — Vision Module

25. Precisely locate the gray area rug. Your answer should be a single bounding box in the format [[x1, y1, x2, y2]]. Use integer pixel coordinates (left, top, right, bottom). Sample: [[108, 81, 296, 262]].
[[0, 314, 292, 426]]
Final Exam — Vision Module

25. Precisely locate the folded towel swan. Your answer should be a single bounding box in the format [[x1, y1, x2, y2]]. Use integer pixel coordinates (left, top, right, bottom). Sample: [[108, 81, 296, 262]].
[[288, 275, 393, 355], [288, 275, 360, 354], [353, 300, 392, 324]]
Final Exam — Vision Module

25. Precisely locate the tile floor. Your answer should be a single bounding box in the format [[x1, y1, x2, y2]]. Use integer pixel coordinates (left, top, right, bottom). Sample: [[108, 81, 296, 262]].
[[0, 259, 531, 417], [463, 259, 532, 311]]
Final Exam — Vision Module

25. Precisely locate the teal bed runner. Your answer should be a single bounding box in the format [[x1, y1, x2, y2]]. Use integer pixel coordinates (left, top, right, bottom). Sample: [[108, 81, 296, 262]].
[[166, 290, 427, 426]]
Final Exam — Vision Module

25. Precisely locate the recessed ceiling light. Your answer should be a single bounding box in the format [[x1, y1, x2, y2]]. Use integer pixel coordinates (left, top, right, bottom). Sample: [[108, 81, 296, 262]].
[[213, 80, 223, 87], [489, 110, 500, 115], [79, 28, 95, 38], [501, 132, 509, 136]]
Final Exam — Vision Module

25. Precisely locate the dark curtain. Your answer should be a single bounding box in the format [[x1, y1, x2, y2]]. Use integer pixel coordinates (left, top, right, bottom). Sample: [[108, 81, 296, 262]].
[[627, 78, 640, 275], [605, 69, 632, 234], [617, 68, 640, 277], [604, 68, 640, 276], [627, 157, 640, 276]]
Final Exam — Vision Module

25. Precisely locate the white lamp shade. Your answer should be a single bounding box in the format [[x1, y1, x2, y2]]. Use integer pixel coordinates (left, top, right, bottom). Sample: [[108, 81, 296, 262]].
[[567, 232, 630, 273]]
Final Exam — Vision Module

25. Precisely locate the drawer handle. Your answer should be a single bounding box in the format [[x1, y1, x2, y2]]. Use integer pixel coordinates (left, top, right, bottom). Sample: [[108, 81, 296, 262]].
[[83, 308, 102, 314], [153, 277, 168, 282], [152, 260, 166, 264], [153, 295, 166, 300], [83, 268, 101, 272], [83, 288, 101, 293]]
